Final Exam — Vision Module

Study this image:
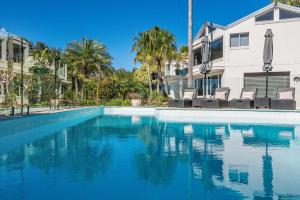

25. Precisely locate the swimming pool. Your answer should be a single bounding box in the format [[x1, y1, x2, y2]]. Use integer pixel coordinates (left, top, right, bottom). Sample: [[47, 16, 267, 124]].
[[0, 107, 300, 200]]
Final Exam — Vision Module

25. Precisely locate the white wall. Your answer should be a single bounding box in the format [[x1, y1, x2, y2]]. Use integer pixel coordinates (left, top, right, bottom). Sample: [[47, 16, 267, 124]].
[[191, 6, 300, 108], [223, 13, 300, 108]]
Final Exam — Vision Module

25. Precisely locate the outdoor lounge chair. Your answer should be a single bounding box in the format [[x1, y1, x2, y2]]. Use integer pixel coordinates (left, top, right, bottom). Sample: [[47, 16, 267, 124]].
[[169, 88, 196, 108], [194, 87, 231, 109], [270, 88, 296, 110], [230, 88, 257, 109]]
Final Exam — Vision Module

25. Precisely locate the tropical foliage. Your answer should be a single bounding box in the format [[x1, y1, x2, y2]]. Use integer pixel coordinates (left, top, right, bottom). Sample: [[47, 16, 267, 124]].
[[1, 26, 182, 109], [64, 37, 113, 103], [132, 26, 177, 93], [97, 68, 148, 105], [273, 0, 300, 6]]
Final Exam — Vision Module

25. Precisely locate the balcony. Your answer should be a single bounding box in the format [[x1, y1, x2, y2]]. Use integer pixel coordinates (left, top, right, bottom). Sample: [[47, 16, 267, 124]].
[[57, 66, 68, 82]]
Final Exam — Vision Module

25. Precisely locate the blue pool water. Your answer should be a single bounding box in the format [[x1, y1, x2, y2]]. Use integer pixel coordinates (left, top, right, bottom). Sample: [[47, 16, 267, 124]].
[[0, 108, 300, 200]]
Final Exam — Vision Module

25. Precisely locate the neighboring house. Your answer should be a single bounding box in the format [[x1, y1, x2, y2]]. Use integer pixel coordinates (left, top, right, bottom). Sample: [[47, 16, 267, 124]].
[[164, 60, 188, 99], [0, 28, 68, 105], [164, 2, 300, 108]]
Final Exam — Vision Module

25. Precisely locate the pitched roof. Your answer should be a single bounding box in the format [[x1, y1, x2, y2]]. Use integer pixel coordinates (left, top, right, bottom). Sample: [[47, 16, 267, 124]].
[[226, 2, 300, 29], [194, 3, 300, 41], [193, 22, 225, 41]]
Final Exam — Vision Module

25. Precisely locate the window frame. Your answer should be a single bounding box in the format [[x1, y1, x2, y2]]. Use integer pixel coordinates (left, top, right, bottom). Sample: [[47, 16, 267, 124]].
[[229, 33, 250, 49]]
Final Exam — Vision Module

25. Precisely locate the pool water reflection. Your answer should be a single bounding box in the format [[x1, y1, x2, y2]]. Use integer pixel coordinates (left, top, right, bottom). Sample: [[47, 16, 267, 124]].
[[0, 115, 300, 200]]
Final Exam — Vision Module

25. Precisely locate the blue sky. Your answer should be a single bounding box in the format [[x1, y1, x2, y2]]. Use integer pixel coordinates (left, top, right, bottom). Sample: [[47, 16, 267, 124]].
[[0, 0, 270, 69]]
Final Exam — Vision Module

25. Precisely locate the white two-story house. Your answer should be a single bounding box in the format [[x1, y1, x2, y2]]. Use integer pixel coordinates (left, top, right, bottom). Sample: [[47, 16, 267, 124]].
[[0, 27, 68, 105], [165, 3, 300, 108]]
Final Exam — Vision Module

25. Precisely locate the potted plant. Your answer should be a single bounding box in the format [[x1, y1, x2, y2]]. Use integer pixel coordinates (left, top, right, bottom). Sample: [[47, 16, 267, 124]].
[[128, 93, 142, 107]]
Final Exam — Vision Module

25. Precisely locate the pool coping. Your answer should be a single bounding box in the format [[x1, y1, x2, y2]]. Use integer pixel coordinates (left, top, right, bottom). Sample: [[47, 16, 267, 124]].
[[103, 106, 300, 126]]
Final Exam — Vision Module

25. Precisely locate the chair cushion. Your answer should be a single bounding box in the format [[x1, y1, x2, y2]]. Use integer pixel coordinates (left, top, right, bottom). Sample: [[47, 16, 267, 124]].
[[183, 91, 195, 100], [279, 91, 293, 100], [241, 92, 254, 100], [215, 91, 226, 100]]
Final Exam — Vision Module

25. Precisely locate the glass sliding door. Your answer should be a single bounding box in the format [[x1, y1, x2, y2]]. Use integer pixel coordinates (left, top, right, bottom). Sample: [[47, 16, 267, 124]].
[[208, 75, 220, 96], [195, 74, 222, 97], [195, 78, 204, 96]]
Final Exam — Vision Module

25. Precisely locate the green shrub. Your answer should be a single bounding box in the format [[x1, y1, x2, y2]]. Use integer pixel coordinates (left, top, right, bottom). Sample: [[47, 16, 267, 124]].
[[4, 93, 16, 107], [147, 92, 169, 107], [102, 98, 131, 106], [30, 101, 50, 107]]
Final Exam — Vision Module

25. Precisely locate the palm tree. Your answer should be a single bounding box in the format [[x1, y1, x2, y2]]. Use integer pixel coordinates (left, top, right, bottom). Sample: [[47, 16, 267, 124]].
[[31, 42, 50, 102], [64, 37, 112, 102], [176, 46, 188, 66], [44, 48, 62, 101], [132, 26, 177, 93], [187, 0, 194, 88]]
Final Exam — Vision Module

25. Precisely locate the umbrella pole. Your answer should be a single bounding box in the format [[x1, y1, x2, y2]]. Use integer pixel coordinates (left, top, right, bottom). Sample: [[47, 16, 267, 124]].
[[266, 70, 269, 98], [204, 73, 207, 98]]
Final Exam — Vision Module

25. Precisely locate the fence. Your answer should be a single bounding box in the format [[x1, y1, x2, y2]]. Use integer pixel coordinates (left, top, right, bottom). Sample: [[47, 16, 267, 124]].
[[0, 102, 78, 117]]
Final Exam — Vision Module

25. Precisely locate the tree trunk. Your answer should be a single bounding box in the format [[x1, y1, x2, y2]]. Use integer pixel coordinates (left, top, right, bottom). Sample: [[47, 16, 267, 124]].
[[156, 60, 163, 93], [7, 37, 14, 94], [187, 0, 194, 88], [96, 83, 99, 104], [74, 76, 78, 102], [5, 84, 9, 95], [54, 60, 58, 101], [146, 63, 153, 95], [20, 38, 24, 114], [81, 84, 84, 101], [38, 76, 42, 102]]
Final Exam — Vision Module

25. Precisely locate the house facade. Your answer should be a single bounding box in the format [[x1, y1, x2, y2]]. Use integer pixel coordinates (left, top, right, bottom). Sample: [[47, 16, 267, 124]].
[[0, 28, 68, 105], [164, 3, 300, 108]]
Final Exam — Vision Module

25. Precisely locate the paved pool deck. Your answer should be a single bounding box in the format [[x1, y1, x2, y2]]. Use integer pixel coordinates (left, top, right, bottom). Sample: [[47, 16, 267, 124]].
[[0, 106, 94, 120]]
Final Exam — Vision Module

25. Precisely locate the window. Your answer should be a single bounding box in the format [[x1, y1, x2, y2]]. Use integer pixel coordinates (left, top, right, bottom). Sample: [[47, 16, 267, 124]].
[[208, 26, 216, 33], [211, 37, 223, 60], [280, 9, 300, 20], [208, 75, 222, 96], [230, 33, 249, 48], [244, 72, 290, 98], [13, 43, 22, 63], [0, 84, 3, 96], [255, 10, 274, 22], [193, 48, 202, 66], [230, 34, 240, 48], [240, 34, 249, 46]]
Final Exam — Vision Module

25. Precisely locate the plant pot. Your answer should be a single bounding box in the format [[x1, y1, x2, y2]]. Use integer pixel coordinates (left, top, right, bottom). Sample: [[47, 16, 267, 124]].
[[131, 99, 142, 107], [50, 99, 59, 109]]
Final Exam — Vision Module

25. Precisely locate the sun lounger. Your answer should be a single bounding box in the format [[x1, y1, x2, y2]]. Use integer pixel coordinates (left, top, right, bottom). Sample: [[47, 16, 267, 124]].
[[169, 88, 196, 108], [230, 88, 257, 109], [270, 88, 296, 110], [194, 87, 230, 109]]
